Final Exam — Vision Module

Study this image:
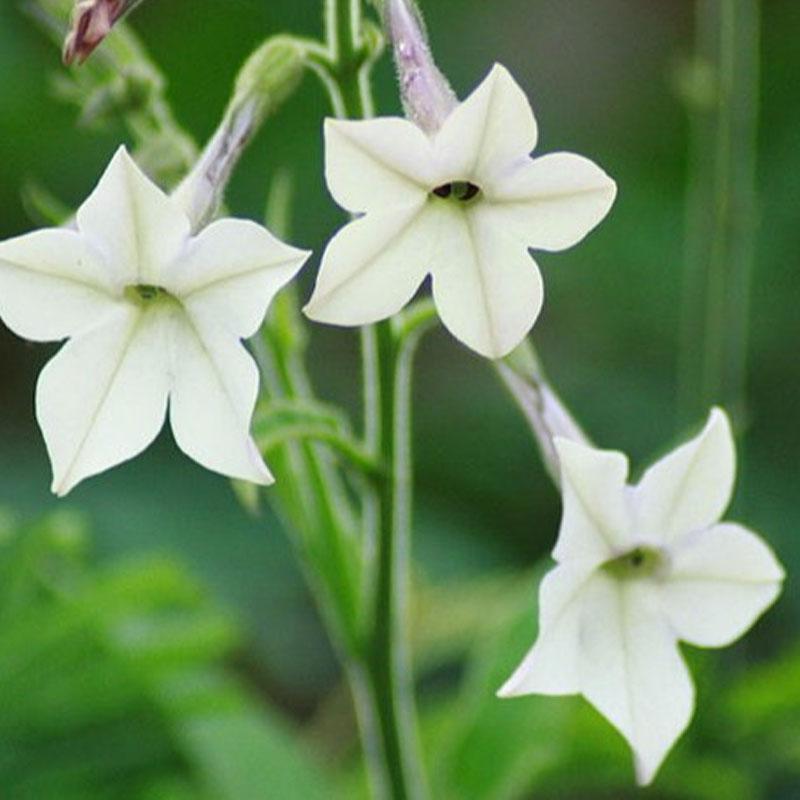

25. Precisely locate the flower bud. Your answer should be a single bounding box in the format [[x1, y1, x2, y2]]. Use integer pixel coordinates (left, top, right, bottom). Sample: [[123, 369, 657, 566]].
[[172, 37, 306, 230], [63, 0, 144, 65], [383, 0, 457, 134]]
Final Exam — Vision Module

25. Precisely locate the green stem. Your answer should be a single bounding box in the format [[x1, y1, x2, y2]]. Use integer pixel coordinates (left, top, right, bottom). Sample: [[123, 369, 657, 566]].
[[317, 0, 427, 797], [678, 0, 760, 428], [367, 322, 428, 800]]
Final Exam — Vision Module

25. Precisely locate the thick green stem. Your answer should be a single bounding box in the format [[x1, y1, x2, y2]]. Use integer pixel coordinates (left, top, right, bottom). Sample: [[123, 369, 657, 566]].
[[367, 322, 428, 800], [678, 0, 760, 428], [318, 0, 427, 797]]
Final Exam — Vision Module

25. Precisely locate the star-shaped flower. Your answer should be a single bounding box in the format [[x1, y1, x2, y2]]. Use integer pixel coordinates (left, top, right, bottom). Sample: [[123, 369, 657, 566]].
[[304, 64, 617, 358], [0, 147, 309, 495], [498, 408, 784, 784]]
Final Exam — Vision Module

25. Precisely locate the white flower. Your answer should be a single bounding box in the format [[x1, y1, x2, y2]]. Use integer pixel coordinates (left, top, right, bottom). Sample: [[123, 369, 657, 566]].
[[498, 408, 784, 785], [0, 147, 310, 495], [303, 63, 616, 359]]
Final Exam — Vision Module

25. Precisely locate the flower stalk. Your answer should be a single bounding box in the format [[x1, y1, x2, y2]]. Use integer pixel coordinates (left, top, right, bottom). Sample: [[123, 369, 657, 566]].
[[318, 0, 429, 796], [498, 341, 589, 487]]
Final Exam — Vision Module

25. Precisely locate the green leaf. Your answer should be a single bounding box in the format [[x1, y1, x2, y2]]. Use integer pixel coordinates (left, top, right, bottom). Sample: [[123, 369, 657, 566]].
[[176, 705, 338, 800]]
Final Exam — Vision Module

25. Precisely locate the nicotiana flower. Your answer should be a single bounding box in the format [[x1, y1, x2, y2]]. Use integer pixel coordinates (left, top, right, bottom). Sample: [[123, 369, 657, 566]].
[[498, 408, 784, 784], [0, 147, 309, 495], [304, 62, 616, 358]]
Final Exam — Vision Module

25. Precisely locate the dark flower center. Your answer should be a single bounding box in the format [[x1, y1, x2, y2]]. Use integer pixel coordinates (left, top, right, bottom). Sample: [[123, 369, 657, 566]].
[[432, 181, 482, 203]]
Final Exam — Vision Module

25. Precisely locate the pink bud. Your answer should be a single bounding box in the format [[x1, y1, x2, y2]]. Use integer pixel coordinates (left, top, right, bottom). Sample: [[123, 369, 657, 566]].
[[63, 0, 134, 65]]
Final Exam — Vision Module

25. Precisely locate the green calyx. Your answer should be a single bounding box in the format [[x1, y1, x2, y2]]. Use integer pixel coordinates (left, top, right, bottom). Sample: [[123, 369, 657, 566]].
[[233, 36, 307, 123], [603, 545, 666, 581]]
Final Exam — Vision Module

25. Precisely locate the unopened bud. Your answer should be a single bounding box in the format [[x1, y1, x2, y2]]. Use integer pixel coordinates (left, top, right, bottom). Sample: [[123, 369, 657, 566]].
[[172, 37, 306, 230], [63, 0, 144, 65], [384, 0, 457, 134], [233, 36, 306, 117]]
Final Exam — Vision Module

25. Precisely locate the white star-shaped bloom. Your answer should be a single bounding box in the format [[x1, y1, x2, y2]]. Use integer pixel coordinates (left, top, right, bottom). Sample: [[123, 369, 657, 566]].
[[0, 147, 310, 495], [304, 63, 617, 358], [498, 408, 784, 784]]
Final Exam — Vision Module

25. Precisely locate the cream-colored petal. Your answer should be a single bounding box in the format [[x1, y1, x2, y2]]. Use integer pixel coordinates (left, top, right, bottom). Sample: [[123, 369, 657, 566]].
[[552, 438, 633, 563], [36, 303, 171, 496], [434, 63, 538, 181], [481, 152, 617, 252], [167, 218, 310, 338], [76, 146, 190, 286], [324, 117, 434, 213], [303, 202, 436, 326], [168, 311, 272, 485], [634, 408, 735, 544], [430, 206, 542, 359], [0, 228, 117, 341], [498, 562, 596, 698], [661, 522, 784, 648], [579, 576, 694, 786]]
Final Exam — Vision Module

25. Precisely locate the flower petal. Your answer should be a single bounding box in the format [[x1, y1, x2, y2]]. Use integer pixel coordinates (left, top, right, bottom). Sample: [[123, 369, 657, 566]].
[[661, 522, 784, 648], [324, 117, 434, 214], [435, 63, 538, 181], [77, 146, 190, 286], [498, 562, 595, 698], [37, 304, 171, 496], [0, 228, 117, 341], [552, 438, 633, 562], [634, 408, 735, 544], [481, 152, 617, 252], [169, 311, 272, 485], [430, 206, 542, 358], [579, 575, 694, 786], [167, 218, 310, 338], [303, 202, 436, 326]]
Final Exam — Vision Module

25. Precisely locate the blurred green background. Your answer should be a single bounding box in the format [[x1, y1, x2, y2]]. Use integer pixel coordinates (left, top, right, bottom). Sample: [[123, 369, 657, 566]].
[[0, 0, 798, 797]]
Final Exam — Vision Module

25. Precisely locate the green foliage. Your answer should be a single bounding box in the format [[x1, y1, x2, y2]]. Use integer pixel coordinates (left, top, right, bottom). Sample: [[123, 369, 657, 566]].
[[0, 509, 340, 800]]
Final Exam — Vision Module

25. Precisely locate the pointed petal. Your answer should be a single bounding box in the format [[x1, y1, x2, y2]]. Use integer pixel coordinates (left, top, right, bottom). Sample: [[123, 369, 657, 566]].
[[661, 522, 784, 648], [77, 147, 190, 286], [498, 562, 595, 697], [430, 206, 542, 358], [169, 312, 272, 485], [634, 408, 735, 544], [37, 304, 171, 496], [303, 202, 435, 326], [481, 152, 617, 252], [579, 576, 694, 786], [167, 218, 310, 338], [0, 228, 117, 341], [324, 118, 434, 214], [552, 438, 633, 562], [435, 64, 538, 181]]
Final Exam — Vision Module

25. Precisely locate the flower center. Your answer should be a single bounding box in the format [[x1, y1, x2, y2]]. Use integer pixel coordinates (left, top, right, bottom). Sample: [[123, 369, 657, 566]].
[[602, 546, 665, 581], [124, 284, 174, 306], [432, 181, 482, 203]]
